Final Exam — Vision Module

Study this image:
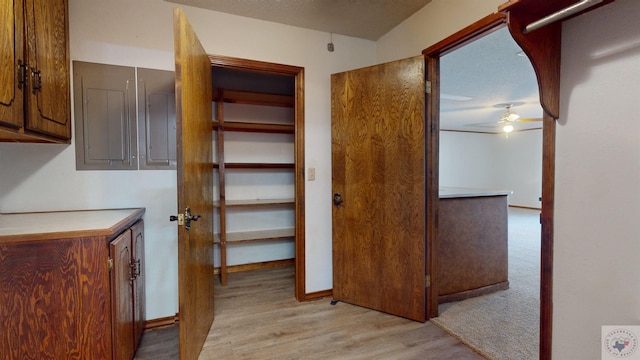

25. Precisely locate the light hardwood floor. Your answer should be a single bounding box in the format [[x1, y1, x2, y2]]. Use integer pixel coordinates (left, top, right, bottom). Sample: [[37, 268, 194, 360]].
[[135, 266, 485, 359]]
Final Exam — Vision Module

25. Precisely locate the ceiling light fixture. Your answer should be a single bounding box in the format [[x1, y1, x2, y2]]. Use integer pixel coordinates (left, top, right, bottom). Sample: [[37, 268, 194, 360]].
[[502, 124, 514, 133], [499, 104, 520, 122]]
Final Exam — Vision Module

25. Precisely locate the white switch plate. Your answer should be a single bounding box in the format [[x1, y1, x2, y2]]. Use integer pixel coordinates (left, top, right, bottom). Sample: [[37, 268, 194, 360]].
[[308, 167, 315, 181]]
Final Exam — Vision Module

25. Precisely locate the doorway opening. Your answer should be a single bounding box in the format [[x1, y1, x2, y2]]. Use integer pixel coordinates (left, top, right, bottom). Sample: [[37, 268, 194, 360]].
[[209, 55, 306, 300], [433, 24, 543, 358], [423, 10, 558, 360]]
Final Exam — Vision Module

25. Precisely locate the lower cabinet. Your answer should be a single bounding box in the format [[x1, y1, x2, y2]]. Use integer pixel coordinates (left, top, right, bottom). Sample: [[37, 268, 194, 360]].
[[0, 209, 145, 360], [111, 219, 146, 360]]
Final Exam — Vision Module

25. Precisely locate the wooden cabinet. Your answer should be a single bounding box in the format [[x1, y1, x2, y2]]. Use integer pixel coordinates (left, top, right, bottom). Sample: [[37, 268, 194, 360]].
[[0, 0, 71, 143], [0, 209, 145, 360], [214, 88, 295, 284], [111, 219, 145, 360]]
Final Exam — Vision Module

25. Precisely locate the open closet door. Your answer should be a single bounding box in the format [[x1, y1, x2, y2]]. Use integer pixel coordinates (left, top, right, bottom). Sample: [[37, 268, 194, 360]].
[[173, 8, 215, 360], [331, 56, 426, 322]]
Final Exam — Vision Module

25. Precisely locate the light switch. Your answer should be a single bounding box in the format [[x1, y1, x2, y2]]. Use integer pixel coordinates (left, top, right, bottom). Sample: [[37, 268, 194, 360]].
[[308, 167, 315, 181]]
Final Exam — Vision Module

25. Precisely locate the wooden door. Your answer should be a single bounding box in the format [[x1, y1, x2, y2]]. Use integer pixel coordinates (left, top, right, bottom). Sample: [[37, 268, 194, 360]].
[[110, 231, 134, 360], [131, 220, 145, 348], [0, 0, 24, 129], [24, 0, 70, 139], [174, 8, 215, 360], [331, 56, 426, 322]]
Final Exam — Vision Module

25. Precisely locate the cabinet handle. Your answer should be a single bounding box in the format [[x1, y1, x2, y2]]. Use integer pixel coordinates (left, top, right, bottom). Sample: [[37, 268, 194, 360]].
[[128, 259, 142, 281], [135, 259, 141, 278], [129, 261, 137, 281], [31, 68, 42, 94], [17, 60, 27, 90]]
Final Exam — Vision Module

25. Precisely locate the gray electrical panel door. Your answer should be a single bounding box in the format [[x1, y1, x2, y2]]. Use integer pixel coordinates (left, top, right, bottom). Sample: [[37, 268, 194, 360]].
[[137, 68, 176, 170], [73, 61, 137, 170]]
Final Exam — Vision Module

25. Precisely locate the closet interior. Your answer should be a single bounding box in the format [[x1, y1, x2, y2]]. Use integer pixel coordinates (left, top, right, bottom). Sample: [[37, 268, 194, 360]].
[[212, 67, 296, 285]]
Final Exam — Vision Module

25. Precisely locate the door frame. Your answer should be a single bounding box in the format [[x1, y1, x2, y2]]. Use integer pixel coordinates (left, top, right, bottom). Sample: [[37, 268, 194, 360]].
[[422, 10, 559, 360], [208, 55, 306, 300]]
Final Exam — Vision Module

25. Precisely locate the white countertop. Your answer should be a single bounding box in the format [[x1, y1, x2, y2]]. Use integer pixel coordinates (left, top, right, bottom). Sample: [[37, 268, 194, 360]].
[[439, 187, 513, 199], [0, 208, 145, 241]]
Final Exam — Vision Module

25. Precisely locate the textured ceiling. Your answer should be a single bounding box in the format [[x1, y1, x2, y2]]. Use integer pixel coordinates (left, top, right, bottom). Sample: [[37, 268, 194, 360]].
[[166, 1, 541, 134], [164, 0, 432, 40], [441, 27, 543, 133]]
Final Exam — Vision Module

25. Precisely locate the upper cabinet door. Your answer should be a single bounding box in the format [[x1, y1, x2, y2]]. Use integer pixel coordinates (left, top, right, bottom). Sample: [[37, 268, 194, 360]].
[[24, 0, 71, 139], [0, 0, 24, 129]]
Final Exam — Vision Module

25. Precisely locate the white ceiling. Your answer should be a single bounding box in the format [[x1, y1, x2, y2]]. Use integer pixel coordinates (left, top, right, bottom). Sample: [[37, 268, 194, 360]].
[[166, 0, 542, 134], [165, 0, 432, 41], [441, 27, 543, 133]]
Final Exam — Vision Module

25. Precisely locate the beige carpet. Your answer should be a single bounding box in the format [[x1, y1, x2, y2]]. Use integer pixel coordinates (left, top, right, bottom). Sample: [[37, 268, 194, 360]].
[[430, 207, 540, 360]]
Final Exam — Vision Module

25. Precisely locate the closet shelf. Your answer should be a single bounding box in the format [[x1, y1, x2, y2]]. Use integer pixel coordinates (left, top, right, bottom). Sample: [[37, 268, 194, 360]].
[[213, 163, 294, 169], [214, 228, 294, 244], [214, 198, 294, 207], [212, 121, 294, 134], [213, 89, 294, 108]]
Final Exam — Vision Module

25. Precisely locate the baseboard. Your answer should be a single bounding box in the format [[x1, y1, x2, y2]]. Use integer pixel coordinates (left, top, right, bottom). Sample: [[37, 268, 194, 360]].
[[214, 258, 294, 274], [303, 289, 333, 301], [438, 281, 510, 304], [144, 313, 179, 330]]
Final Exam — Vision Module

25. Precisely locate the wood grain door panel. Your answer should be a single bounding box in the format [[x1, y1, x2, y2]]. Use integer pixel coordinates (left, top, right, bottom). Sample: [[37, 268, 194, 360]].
[[24, 0, 70, 139], [0, 240, 83, 359], [110, 231, 134, 360], [331, 56, 426, 322], [174, 8, 215, 360], [132, 220, 146, 348], [0, 0, 24, 129]]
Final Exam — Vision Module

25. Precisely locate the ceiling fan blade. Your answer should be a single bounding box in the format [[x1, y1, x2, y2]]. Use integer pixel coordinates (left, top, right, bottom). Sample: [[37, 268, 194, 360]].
[[465, 120, 507, 128], [517, 117, 543, 122]]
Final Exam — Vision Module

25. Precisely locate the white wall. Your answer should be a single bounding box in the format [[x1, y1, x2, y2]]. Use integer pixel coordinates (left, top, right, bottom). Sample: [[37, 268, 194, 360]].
[[0, 0, 376, 320], [555, 0, 640, 357], [376, 0, 505, 63], [439, 130, 542, 208], [439, 132, 502, 188]]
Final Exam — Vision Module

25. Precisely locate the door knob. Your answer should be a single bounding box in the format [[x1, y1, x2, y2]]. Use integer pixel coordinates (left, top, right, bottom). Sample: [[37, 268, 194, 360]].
[[333, 193, 343, 207], [170, 207, 201, 230]]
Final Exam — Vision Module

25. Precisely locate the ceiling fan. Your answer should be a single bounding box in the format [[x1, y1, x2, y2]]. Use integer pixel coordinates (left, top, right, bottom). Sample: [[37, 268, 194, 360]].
[[466, 104, 542, 133]]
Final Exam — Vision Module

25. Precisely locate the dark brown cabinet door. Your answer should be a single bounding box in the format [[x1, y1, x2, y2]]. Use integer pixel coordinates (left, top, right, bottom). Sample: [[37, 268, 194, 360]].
[[110, 231, 135, 360], [131, 220, 146, 348], [174, 8, 215, 360], [331, 56, 426, 322], [0, 0, 24, 129], [24, 0, 70, 139]]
